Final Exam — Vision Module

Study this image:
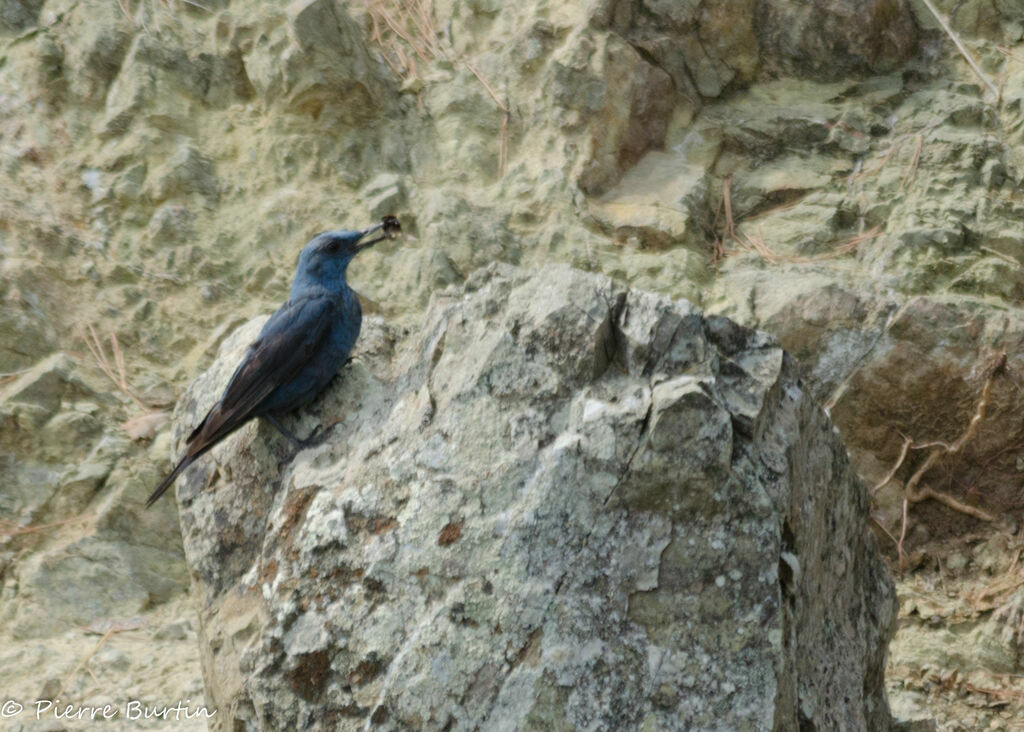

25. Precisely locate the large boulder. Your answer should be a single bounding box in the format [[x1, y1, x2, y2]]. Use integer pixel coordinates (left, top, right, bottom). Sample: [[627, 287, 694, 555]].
[[164, 264, 896, 730]]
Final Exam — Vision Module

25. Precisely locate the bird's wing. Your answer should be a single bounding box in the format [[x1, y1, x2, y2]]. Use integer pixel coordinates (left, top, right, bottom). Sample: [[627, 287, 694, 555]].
[[185, 295, 336, 454]]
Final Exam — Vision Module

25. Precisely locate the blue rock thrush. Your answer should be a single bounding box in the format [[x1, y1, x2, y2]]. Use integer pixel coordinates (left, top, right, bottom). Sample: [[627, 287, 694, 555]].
[[145, 215, 401, 508]]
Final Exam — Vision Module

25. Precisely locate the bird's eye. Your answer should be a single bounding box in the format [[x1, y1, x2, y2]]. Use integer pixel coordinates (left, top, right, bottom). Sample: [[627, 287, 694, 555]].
[[324, 238, 341, 253]]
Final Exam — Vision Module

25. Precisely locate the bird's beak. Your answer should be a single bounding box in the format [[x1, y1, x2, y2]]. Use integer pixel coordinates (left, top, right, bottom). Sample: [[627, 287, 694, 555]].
[[355, 215, 401, 252]]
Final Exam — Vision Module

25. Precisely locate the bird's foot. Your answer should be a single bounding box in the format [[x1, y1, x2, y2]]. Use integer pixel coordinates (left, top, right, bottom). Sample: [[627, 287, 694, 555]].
[[297, 423, 325, 448], [264, 415, 328, 451]]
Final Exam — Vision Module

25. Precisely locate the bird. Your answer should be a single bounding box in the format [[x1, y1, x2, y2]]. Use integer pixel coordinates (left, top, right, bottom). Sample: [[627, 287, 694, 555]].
[[145, 215, 401, 508]]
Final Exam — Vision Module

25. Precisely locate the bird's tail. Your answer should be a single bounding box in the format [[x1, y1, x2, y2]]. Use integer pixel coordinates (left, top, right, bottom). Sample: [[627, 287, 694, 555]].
[[145, 454, 197, 508]]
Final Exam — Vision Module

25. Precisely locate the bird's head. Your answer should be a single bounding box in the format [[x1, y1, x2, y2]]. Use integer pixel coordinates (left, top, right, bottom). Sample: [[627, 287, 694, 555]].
[[291, 216, 401, 296]]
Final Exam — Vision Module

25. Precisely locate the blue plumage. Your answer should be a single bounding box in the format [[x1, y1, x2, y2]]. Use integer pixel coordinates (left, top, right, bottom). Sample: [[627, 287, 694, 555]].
[[146, 217, 400, 508]]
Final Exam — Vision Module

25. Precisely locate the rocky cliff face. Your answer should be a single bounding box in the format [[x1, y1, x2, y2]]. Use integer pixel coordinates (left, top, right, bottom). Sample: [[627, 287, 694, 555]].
[[1, 0, 1023, 727], [172, 265, 895, 730]]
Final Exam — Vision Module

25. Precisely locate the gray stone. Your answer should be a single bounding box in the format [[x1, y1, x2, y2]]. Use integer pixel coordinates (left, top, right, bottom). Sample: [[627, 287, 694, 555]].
[[9, 536, 186, 638], [587, 150, 710, 248], [0, 353, 91, 415], [0, 0, 41, 34], [148, 202, 195, 245], [169, 265, 896, 730], [908, 0, 1024, 43], [111, 162, 147, 203], [0, 299, 57, 373], [100, 27, 250, 136], [361, 173, 406, 219], [757, 0, 918, 77], [100, 41, 156, 136], [241, 0, 394, 119], [599, 0, 759, 98], [145, 143, 219, 202], [50, 461, 111, 517], [554, 33, 677, 195], [153, 620, 192, 641], [55, 0, 132, 105]]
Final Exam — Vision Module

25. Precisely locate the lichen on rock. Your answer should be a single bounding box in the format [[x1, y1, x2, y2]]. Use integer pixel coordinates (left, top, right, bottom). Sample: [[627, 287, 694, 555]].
[[171, 265, 896, 730]]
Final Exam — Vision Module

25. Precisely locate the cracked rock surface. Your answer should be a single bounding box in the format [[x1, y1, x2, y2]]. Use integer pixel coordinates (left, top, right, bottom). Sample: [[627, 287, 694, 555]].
[[170, 264, 896, 730]]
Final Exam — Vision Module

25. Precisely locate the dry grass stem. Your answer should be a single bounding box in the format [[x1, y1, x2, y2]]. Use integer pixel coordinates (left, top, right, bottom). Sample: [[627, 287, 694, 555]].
[[55, 615, 149, 696], [368, 0, 443, 78], [962, 681, 1024, 701], [730, 225, 881, 264], [367, 3, 511, 178], [737, 231, 781, 262], [980, 246, 1024, 269], [81, 324, 151, 411], [55, 629, 115, 698], [465, 62, 507, 112], [968, 549, 1024, 610], [918, 0, 1000, 100], [900, 134, 923, 190], [0, 514, 90, 538], [741, 195, 809, 223], [721, 177, 735, 243], [889, 664, 1024, 702], [854, 138, 903, 180], [710, 176, 734, 261], [871, 515, 900, 547], [0, 366, 32, 386], [996, 45, 1024, 64], [828, 225, 882, 256], [465, 61, 510, 178], [499, 111, 509, 178]]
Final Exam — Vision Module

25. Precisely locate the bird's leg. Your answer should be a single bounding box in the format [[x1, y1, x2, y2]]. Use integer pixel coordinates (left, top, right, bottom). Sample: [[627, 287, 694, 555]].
[[264, 414, 303, 446], [303, 423, 325, 444], [263, 414, 325, 449]]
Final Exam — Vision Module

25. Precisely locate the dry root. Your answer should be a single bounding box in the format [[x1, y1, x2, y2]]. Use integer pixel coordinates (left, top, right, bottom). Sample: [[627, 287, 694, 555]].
[[876, 352, 1006, 571]]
